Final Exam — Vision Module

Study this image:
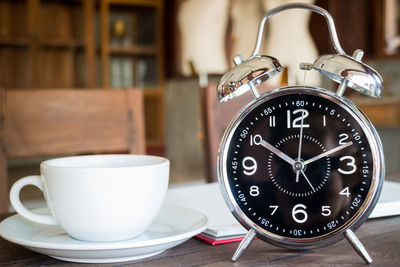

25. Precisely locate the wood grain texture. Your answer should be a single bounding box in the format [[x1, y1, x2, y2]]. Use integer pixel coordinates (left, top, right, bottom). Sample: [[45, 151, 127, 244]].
[[83, 0, 96, 88], [201, 83, 274, 182], [0, 177, 398, 266], [100, 0, 110, 87], [0, 0, 165, 146], [352, 96, 400, 127], [201, 84, 253, 182], [2, 89, 145, 157], [0, 90, 7, 213], [0, 88, 145, 212], [0, 214, 398, 266]]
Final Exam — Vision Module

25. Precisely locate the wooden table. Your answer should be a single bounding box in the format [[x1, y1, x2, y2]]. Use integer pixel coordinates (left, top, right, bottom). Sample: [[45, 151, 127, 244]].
[[1, 214, 399, 266], [1, 174, 400, 266]]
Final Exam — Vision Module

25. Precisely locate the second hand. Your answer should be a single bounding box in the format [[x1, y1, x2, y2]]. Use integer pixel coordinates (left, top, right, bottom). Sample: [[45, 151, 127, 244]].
[[295, 114, 305, 182]]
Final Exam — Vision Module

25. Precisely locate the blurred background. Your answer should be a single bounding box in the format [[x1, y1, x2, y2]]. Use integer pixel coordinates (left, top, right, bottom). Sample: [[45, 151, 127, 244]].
[[1, 0, 399, 205]]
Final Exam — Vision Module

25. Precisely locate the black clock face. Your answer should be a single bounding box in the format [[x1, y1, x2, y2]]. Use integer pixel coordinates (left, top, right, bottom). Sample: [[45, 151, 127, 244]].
[[221, 88, 381, 240]]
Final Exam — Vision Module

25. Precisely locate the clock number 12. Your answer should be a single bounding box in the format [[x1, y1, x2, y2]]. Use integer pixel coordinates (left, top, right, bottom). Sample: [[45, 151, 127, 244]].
[[287, 109, 310, 128]]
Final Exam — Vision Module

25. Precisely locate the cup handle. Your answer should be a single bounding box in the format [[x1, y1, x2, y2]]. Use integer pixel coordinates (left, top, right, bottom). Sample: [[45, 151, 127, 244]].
[[10, 175, 57, 225]]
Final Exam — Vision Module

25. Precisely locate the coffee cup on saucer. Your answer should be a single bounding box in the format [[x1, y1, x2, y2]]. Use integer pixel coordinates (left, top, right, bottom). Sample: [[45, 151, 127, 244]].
[[9, 154, 169, 242]]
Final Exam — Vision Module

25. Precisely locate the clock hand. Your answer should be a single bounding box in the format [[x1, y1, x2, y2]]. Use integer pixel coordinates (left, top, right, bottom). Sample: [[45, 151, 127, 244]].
[[303, 141, 353, 166], [295, 115, 305, 182], [259, 140, 296, 165], [301, 170, 315, 192]]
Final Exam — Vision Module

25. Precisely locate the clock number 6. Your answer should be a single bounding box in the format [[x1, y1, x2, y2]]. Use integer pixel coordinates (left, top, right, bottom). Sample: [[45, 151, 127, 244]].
[[292, 204, 308, 223]]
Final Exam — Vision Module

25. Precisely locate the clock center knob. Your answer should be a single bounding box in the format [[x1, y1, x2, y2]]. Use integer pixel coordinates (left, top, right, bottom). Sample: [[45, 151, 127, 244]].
[[293, 160, 305, 172]]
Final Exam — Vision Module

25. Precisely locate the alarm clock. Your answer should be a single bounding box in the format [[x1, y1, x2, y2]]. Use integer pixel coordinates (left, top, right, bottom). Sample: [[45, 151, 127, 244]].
[[217, 3, 384, 264]]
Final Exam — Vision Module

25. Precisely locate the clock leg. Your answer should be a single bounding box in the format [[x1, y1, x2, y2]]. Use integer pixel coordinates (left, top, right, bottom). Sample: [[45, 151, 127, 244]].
[[232, 229, 256, 262], [344, 229, 372, 264]]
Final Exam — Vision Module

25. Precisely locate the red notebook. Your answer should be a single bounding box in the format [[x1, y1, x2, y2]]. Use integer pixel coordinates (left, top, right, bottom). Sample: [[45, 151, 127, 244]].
[[195, 233, 245, 245]]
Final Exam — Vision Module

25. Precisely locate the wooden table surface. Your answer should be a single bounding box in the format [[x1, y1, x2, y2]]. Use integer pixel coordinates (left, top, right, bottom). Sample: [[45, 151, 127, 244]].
[[1, 214, 399, 266], [1, 174, 400, 266]]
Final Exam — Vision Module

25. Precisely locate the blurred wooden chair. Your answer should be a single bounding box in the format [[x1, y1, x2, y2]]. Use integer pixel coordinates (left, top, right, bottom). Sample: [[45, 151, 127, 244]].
[[0, 88, 146, 212], [201, 82, 278, 182], [352, 95, 400, 171], [201, 84, 254, 182]]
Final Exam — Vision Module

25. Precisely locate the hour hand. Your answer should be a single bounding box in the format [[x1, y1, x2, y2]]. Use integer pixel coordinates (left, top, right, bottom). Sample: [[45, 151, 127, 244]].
[[259, 140, 295, 165], [303, 141, 353, 166]]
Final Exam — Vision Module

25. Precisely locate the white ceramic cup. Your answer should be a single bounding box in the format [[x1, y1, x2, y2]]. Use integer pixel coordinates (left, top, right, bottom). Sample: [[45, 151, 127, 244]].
[[10, 154, 169, 242]]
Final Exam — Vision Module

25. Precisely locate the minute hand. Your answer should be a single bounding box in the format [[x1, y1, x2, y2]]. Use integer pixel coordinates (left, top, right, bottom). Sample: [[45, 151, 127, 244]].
[[260, 140, 296, 165], [303, 141, 353, 166]]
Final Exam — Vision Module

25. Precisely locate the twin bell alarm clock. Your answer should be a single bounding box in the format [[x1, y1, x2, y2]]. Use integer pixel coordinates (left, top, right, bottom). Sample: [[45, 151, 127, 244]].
[[217, 3, 384, 264]]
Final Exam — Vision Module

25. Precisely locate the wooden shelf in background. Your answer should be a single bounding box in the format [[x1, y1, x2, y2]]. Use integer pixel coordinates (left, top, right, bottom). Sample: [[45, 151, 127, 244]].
[[0, 38, 30, 46], [107, 0, 161, 7], [0, 38, 85, 49], [41, 39, 85, 48], [101, 0, 165, 150], [0, 0, 165, 153], [144, 89, 163, 97], [109, 45, 157, 55], [0, 0, 96, 89]]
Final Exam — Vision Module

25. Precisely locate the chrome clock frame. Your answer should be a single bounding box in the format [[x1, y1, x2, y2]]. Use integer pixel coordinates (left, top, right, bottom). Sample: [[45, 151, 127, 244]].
[[216, 2, 384, 263], [218, 86, 384, 252]]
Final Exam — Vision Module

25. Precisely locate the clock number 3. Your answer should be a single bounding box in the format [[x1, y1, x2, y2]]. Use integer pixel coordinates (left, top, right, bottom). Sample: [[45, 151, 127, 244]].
[[338, 156, 357, 174]]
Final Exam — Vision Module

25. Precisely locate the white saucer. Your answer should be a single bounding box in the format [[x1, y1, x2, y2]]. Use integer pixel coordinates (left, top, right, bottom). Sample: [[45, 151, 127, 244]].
[[0, 205, 208, 263]]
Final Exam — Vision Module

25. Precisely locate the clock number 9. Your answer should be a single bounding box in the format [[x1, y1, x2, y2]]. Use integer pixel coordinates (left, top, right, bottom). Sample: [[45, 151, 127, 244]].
[[242, 157, 257, 175], [292, 204, 308, 223]]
